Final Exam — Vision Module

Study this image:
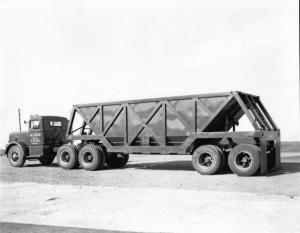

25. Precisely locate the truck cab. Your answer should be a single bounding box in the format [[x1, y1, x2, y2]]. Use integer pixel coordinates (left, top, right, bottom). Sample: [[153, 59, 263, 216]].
[[5, 115, 68, 167]]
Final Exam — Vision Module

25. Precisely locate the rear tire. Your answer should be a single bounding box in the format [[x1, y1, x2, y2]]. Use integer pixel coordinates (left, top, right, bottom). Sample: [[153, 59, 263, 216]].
[[57, 145, 78, 169], [192, 145, 222, 175], [228, 144, 260, 176], [8, 145, 26, 167], [78, 144, 105, 171], [207, 145, 225, 172], [106, 153, 129, 168], [39, 154, 55, 165]]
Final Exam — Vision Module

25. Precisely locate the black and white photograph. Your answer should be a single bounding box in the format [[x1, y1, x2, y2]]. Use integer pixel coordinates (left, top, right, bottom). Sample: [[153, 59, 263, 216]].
[[0, 0, 299, 232]]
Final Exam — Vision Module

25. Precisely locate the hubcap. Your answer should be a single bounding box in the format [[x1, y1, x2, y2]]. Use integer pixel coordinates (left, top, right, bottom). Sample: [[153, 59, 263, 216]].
[[235, 152, 252, 169], [61, 151, 71, 162], [83, 152, 93, 163], [11, 151, 19, 162], [198, 152, 213, 169]]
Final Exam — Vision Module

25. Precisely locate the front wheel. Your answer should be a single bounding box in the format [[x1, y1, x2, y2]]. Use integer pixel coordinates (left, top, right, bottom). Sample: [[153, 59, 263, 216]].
[[8, 145, 26, 167], [57, 145, 79, 169]]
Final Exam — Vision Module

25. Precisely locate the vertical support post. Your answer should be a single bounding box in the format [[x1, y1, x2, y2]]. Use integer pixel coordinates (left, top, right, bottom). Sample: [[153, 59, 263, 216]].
[[260, 138, 268, 175], [193, 98, 197, 132], [162, 102, 166, 146], [100, 105, 103, 133], [124, 105, 128, 146], [275, 133, 281, 170], [18, 108, 21, 132]]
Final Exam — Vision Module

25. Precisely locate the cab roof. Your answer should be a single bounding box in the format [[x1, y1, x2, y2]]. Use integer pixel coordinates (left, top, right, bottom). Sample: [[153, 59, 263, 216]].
[[30, 115, 67, 120]]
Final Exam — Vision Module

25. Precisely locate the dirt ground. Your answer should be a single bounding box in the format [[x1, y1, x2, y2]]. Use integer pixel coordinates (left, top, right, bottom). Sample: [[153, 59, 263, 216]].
[[0, 153, 300, 196], [0, 153, 300, 233]]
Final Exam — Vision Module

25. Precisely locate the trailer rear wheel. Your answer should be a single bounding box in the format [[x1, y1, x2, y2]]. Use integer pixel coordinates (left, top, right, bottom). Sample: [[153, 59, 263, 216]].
[[207, 145, 225, 171], [106, 153, 129, 168], [228, 144, 260, 176], [78, 144, 104, 171], [8, 145, 26, 167], [57, 145, 78, 169], [192, 145, 222, 175]]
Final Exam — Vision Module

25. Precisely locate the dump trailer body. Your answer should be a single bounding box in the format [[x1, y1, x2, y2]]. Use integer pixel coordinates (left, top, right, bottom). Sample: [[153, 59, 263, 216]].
[[66, 91, 280, 175]]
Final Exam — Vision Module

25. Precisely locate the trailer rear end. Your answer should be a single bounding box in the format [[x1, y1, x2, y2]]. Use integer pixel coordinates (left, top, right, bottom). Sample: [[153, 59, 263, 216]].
[[57, 91, 280, 176]]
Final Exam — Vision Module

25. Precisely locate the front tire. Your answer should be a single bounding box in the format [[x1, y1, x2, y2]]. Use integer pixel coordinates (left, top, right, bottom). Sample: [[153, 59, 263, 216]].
[[8, 145, 26, 167], [192, 145, 223, 175], [57, 145, 78, 169], [228, 144, 260, 176]]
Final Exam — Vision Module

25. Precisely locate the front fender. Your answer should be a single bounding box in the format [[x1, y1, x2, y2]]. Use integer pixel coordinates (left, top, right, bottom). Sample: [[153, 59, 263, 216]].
[[5, 141, 29, 157]]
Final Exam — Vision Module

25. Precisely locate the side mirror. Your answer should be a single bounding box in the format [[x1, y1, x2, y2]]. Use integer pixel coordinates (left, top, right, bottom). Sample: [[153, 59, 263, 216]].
[[24, 120, 29, 125]]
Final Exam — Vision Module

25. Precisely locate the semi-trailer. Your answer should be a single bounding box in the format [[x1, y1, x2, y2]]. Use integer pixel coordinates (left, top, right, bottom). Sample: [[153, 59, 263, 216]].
[[5, 91, 280, 176]]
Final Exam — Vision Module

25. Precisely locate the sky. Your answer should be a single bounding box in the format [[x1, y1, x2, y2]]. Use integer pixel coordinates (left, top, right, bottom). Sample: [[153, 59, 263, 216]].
[[0, 0, 299, 147]]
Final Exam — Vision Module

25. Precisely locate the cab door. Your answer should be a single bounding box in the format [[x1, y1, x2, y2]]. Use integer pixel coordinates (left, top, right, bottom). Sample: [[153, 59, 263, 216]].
[[43, 118, 68, 146], [28, 119, 44, 156]]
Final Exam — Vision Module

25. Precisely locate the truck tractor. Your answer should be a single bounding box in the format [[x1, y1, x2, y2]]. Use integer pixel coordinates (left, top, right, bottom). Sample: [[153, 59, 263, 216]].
[[5, 115, 68, 167]]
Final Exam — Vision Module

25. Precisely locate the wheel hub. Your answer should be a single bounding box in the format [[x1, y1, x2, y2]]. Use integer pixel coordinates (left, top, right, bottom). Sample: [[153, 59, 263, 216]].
[[61, 151, 71, 162], [198, 152, 213, 168], [235, 152, 252, 169], [83, 153, 93, 163], [11, 152, 19, 162]]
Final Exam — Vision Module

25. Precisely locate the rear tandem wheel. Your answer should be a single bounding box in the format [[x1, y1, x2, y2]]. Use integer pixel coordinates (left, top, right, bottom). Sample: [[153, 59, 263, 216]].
[[192, 145, 224, 175], [228, 143, 260, 176], [78, 144, 105, 171], [57, 145, 79, 169]]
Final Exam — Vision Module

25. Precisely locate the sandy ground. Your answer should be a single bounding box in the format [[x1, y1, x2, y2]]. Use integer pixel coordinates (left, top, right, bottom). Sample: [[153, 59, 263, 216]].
[[1, 153, 300, 195], [0, 153, 300, 232]]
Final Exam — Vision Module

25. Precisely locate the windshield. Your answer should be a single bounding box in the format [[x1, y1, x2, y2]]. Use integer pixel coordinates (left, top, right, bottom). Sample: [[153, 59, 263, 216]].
[[30, 120, 40, 130]]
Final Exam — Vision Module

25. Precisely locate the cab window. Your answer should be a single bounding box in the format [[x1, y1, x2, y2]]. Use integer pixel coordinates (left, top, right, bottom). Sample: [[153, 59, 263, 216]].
[[50, 121, 62, 127], [30, 120, 40, 129]]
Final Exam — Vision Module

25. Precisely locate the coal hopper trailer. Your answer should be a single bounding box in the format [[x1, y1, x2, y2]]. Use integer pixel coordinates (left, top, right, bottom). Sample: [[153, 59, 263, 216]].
[[55, 91, 280, 176]]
